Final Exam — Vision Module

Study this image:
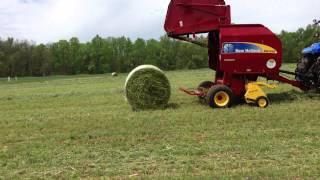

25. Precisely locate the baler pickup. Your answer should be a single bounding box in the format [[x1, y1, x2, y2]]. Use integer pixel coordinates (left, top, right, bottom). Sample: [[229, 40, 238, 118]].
[[179, 87, 205, 97]]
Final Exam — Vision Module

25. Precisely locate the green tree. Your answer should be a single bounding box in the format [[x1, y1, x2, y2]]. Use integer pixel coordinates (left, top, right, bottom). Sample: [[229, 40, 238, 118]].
[[31, 44, 52, 76], [130, 38, 146, 69], [69, 37, 82, 74], [51, 40, 72, 74], [145, 39, 161, 66]]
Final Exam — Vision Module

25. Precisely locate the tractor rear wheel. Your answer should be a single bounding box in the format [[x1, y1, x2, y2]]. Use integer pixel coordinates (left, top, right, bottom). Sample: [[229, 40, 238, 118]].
[[295, 56, 311, 82], [198, 81, 214, 102], [206, 85, 234, 108], [295, 56, 318, 87]]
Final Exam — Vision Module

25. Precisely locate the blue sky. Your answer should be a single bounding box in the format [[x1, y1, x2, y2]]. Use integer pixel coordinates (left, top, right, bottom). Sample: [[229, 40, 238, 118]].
[[0, 0, 319, 43]]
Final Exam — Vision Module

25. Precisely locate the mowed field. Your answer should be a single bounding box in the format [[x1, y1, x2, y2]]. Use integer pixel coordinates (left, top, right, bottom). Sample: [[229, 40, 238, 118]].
[[0, 64, 319, 179]]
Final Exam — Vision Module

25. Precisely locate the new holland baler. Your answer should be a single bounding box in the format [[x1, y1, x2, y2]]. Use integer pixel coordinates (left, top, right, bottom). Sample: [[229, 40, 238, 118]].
[[164, 0, 319, 108]]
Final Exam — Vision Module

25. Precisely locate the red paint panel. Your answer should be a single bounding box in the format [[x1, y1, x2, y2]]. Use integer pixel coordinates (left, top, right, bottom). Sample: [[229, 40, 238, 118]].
[[164, 0, 231, 36], [219, 24, 282, 77]]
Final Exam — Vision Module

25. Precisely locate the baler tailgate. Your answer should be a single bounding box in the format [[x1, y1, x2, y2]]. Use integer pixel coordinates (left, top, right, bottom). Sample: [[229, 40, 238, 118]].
[[164, 0, 231, 36]]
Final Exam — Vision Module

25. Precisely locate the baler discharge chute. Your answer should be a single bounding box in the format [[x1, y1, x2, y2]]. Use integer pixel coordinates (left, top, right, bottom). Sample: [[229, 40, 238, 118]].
[[164, 0, 231, 37]]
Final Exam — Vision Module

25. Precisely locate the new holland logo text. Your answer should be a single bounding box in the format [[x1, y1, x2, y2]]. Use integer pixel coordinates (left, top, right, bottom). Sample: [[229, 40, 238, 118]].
[[223, 42, 277, 54]]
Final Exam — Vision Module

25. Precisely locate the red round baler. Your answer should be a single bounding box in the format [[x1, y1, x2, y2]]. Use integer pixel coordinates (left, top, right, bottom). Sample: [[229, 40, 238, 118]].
[[164, 0, 307, 108]]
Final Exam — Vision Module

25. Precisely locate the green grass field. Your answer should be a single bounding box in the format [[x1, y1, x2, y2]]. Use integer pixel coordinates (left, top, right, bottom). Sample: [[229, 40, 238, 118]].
[[0, 64, 319, 179]]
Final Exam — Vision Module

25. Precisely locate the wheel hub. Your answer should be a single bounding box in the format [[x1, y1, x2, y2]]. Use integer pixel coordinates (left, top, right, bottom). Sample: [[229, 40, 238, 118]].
[[214, 91, 230, 107], [258, 98, 267, 108]]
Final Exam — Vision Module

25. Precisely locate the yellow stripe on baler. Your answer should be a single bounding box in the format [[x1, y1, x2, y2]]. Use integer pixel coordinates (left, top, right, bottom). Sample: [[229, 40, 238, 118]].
[[248, 42, 278, 54]]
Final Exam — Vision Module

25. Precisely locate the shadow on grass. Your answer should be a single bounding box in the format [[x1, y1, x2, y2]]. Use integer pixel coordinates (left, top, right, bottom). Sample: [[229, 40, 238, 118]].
[[166, 103, 180, 109], [198, 90, 320, 107], [132, 103, 180, 112], [268, 90, 320, 104], [132, 90, 320, 111]]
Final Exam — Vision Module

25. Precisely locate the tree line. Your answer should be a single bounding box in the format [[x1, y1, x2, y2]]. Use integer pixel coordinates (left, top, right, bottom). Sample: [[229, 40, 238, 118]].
[[0, 24, 319, 77], [0, 36, 208, 77], [279, 24, 319, 63]]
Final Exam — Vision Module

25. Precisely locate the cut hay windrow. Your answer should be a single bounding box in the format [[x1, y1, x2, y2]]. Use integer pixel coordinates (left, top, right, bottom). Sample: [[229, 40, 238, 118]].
[[125, 65, 171, 110]]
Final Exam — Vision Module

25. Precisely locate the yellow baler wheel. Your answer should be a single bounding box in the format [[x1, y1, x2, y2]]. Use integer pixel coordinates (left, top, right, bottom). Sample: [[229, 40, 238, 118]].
[[214, 91, 230, 107], [257, 97, 269, 108], [206, 85, 234, 108]]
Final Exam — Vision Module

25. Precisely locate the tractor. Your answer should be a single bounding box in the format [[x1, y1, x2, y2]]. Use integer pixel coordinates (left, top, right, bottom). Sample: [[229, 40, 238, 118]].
[[295, 20, 320, 89], [164, 0, 320, 108]]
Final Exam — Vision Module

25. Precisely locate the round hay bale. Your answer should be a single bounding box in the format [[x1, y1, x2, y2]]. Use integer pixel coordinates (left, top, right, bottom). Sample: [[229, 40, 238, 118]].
[[125, 65, 171, 110], [111, 72, 118, 77]]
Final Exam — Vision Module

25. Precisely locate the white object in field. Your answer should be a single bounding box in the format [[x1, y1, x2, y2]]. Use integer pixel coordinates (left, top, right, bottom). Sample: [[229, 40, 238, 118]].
[[125, 65, 164, 90], [7, 77, 11, 82], [15, 76, 18, 81], [111, 72, 118, 77]]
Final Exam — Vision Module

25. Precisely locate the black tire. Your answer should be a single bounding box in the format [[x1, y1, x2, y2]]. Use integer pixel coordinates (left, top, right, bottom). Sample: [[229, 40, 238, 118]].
[[313, 56, 320, 88], [198, 81, 214, 89], [296, 57, 310, 74], [206, 85, 234, 108], [197, 81, 214, 101], [256, 96, 269, 108], [295, 56, 315, 82], [295, 55, 320, 89]]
